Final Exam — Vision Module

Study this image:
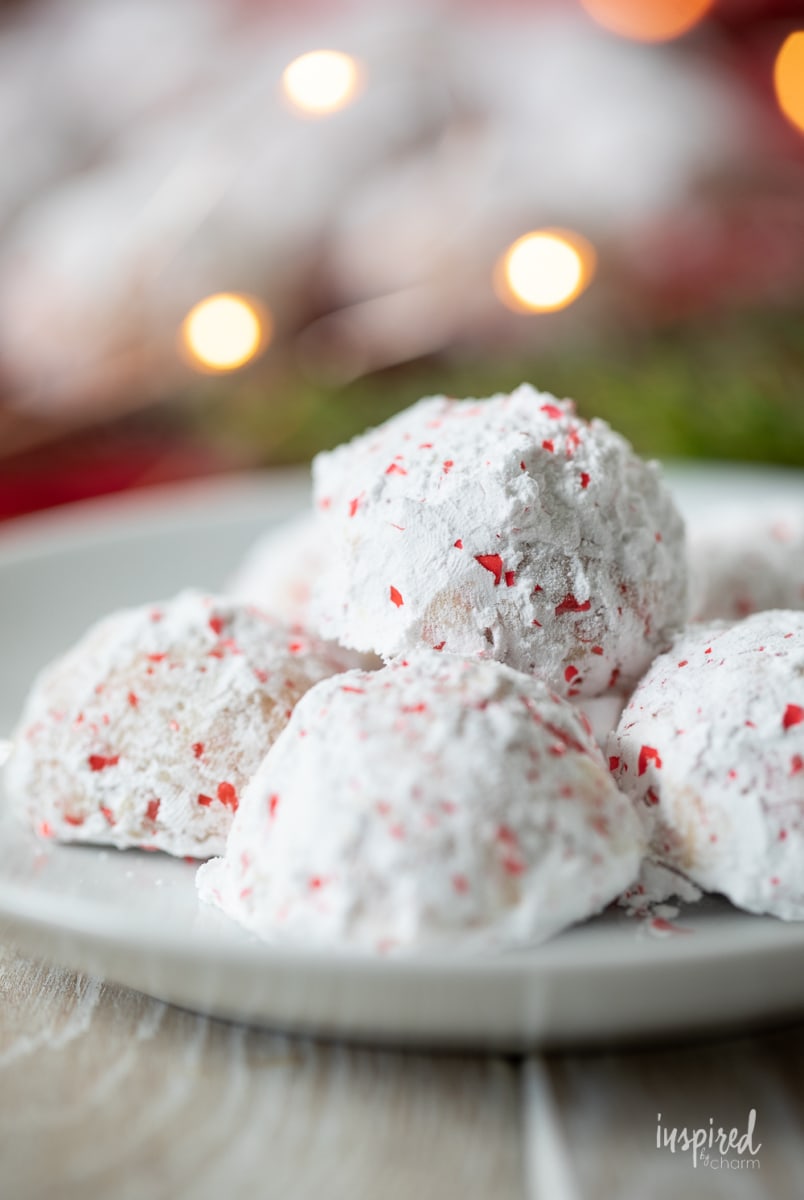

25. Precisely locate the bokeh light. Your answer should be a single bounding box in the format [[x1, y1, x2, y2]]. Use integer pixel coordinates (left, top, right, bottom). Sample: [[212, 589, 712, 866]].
[[495, 230, 596, 314], [181, 294, 268, 372], [281, 50, 362, 116], [580, 0, 714, 44], [774, 33, 804, 137]]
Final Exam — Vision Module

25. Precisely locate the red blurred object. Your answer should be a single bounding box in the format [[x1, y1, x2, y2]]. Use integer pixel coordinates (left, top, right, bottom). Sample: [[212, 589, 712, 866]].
[[0, 430, 236, 522]]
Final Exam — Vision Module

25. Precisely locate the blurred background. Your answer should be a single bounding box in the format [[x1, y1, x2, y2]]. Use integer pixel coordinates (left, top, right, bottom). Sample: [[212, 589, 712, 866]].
[[0, 0, 802, 520]]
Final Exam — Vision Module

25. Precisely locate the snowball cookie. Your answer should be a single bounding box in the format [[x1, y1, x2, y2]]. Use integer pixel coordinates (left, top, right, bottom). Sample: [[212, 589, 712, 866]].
[[229, 513, 323, 628], [688, 504, 804, 622], [197, 651, 644, 951], [6, 591, 355, 857], [609, 610, 804, 920], [229, 513, 380, 671], [572, 693, 627, 751], [311, 385, 687, 699]]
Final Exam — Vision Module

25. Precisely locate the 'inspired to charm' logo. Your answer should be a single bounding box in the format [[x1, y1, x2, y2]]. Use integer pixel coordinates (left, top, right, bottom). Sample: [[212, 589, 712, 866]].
[[656, 1110, 761, 1170]]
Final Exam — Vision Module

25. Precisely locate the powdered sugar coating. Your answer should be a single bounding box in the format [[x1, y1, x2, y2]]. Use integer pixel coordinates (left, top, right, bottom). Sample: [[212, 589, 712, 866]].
[[197, 651, 643, 951], [688, 505, 804, 622], [229, 513, 324, 628], [228, 513, 379, 670], [311, 385, 687, 699], [6, 590, 356, 857], [610, 610, 804, 920]]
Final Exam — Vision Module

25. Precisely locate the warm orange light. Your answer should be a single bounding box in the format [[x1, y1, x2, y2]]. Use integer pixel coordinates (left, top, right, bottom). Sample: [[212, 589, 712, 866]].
[[281, 50, 362, 116], [580, 0, 713, 43], [774, 32, 804, 136], [495, 230, 596, 314], [181, 294, 269, 372]]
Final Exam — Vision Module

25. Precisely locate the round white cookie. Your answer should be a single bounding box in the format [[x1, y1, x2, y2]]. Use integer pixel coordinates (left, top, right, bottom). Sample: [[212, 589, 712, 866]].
[[229, 513, 323, 628], [228, 512, 379, 670], [197, 650, 643, 951], [609, 610, 804, 920], [6, 590, 355, 857], [311, 385, 687, 699], [688, 504, 804, 622]]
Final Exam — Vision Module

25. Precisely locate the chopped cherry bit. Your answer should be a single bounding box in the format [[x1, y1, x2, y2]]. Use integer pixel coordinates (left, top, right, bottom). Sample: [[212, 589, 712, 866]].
[[580, 472, 590, 489]]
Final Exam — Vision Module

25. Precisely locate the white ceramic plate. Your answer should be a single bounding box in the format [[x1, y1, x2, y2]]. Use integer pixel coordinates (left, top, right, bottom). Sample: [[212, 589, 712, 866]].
[[1, 463, 803, 1051]]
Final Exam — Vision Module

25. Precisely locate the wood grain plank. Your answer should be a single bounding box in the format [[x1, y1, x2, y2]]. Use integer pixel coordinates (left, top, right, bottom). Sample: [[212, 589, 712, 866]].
[[0, 945, 524, 1200], [524, 1031, 804, 1200]]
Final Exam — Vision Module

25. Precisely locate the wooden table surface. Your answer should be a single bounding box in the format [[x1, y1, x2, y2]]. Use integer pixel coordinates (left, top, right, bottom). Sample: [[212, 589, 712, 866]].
[[1, 942, 802, 1200]]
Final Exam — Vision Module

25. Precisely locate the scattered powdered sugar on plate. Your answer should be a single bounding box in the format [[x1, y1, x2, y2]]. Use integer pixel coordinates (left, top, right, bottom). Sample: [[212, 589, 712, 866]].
[[616, 858, 703, 937]]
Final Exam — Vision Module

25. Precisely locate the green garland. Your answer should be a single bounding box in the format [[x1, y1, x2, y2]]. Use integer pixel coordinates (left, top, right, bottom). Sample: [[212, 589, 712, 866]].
[[194, 305, 804, 468]]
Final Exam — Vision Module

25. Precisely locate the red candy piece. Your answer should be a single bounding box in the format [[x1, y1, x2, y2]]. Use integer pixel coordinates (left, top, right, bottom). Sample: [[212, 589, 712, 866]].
[[638, 745, 662, 776], [88, 754, 120, 772], [783, 704, 804, 731], [475, 554, 503, 586], [555, 594, 591, 616], [217, 782, 239, 811]]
